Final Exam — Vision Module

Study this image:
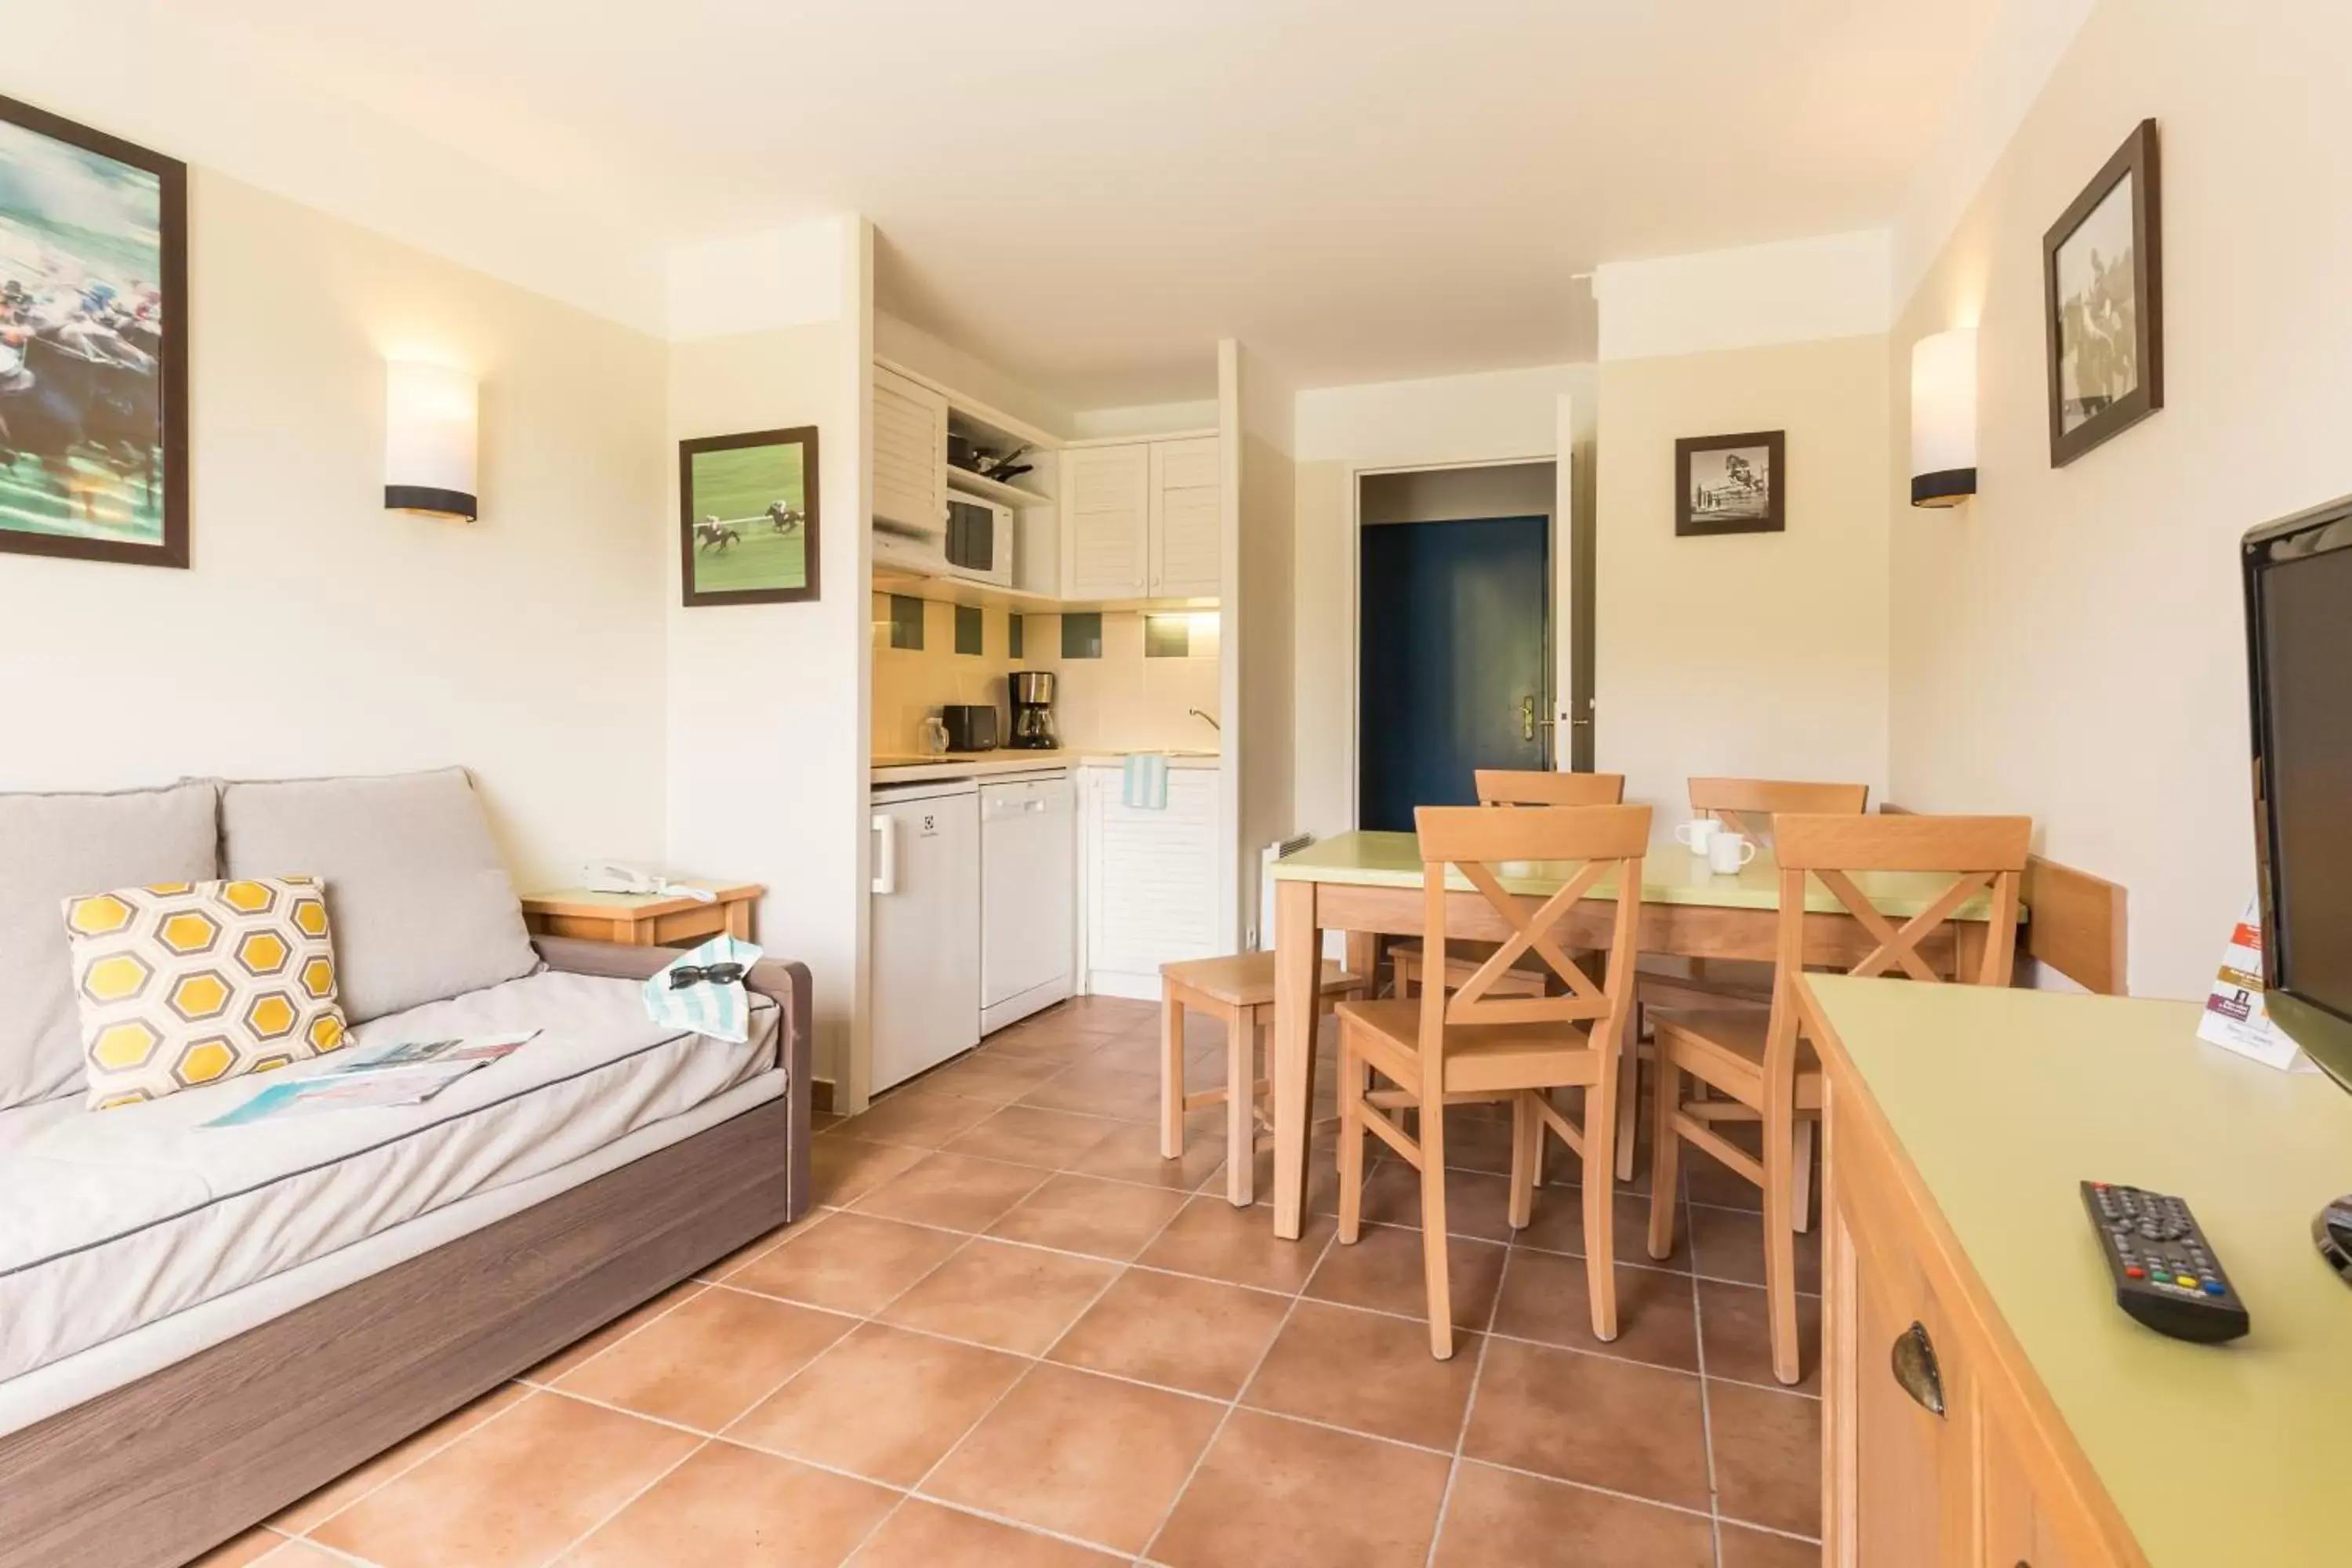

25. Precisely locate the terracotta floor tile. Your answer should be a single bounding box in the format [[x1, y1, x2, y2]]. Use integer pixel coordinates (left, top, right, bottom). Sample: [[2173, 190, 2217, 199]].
[[1306, 1225, 1504, 1331], [698, 1220, 803, 1284], [557, 1287, 854, 1432], [564, 1440, 896, 1567], [1016, 1062, 1162, 1121], [524, 1283, 706, 1383], [1719, 1523, 1827, 1567], [836, 1089, 1001, 1149], [728, 1322, 1026, 1486], [942, 1105, 1122, 1168], [846, 1500, 1123, 1566], [1054, 995, 1157, 1033], [271, 1381, 531, 1531], [1152, 1410, 1451, 1568], [1515, 1187, 1690, 1271], [1138, 1196, 1335, 1293], [252, 1544, 347, 1566], [985, 1172, 1188, 1260], [1243, 1300, 1480, 1449], [1709, 1377, 1824, 1537], [1069, 1113, 1229, 1191], [978, 1023, 1106, 1065], [1698, 1279, 1821, 1392], [1079, 1031, 1171, 1075], [1491, 1248, 1699, 1371], [878, 1238, 1120, 1355], [924, 1364, 1223, 1554], [727, 1212, 966, 1316], [808, 1136, 932, 1207], [1431, 1109, 1519, 1174], [1686, 1202, 1823, 1292], [1462, 1338, 1711, 1510], [1352, 1160, 1516, 1240], [188, 1527, 289, 1567], [1430, 1461, 1715, 1568], [850, 1150, 1051, 1232], [914, 1052, 1069, 1103], [310, 1391, 699, 1568], [1047, 1269, 1293, 1398], [1686, 1142, 1768, 1211]]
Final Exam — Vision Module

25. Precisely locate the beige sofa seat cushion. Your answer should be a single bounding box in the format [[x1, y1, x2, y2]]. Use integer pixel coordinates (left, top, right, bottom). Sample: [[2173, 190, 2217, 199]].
[[0, 780, 220, 1109], [221, 768, 539, 1023]]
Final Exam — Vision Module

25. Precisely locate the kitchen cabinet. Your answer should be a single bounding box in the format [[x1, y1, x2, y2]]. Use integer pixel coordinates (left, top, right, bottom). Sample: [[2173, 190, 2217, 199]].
[[872, 365, 948, 532], [1080, 763, 1220, 998], [1149, 437, 1223, 597], [1062, 436, 1222, 601]]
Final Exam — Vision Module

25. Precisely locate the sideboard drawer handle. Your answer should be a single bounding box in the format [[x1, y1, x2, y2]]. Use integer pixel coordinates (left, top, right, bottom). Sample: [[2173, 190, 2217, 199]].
[[1890, 1320, 1946, 1417]]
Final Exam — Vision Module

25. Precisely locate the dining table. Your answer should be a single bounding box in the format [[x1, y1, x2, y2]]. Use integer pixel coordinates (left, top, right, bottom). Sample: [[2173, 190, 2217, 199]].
[[1261, 829, 2026, 1240]]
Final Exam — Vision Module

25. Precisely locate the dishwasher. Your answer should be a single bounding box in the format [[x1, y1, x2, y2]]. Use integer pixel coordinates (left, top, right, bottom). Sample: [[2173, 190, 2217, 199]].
[[978, 771, 1075, 1034]]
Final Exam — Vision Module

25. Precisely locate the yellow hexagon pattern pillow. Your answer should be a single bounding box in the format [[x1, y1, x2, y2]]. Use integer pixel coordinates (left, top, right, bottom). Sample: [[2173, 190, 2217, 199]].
[[62, 877, 349, 1110]]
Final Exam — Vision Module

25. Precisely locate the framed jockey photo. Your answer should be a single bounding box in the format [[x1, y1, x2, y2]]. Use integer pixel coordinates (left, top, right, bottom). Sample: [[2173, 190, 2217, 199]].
[[0, 94, 188, 569], [678, 426, 822, 607]]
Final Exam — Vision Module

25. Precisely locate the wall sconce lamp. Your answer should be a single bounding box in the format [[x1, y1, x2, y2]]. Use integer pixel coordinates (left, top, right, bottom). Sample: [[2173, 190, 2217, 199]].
[[1910, 327, 1977, 508], [384, 360, 479, 521]]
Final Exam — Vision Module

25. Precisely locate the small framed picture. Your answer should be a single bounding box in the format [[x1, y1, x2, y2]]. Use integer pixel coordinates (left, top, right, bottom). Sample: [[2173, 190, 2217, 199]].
[[2044, 118, 2161, 466], [0, 94, 189, 569], [678, 426, 820, 606], [1675, 430, 1784, 536]]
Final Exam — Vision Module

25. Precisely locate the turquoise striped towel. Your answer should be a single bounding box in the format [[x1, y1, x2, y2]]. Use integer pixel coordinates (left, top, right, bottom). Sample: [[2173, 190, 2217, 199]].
[[1123, 753, 1170, 809], [644, 935, 765, 1044]]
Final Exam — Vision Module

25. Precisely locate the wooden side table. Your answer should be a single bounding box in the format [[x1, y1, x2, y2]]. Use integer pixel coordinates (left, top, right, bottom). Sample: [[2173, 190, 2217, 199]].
[[520, 880, 764, 948]]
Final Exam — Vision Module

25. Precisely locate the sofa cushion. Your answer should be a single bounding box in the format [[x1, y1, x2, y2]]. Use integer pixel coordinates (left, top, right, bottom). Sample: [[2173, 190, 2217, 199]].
[[64, 877, 350, 1109], [0, 781, 220, 1109], [221, 768, 539, 1023]]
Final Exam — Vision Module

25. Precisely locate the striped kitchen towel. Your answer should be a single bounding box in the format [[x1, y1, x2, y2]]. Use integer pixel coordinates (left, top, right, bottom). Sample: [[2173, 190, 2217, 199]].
[[644, 935, 765, 1044], [1122, 752, 1171, 810]]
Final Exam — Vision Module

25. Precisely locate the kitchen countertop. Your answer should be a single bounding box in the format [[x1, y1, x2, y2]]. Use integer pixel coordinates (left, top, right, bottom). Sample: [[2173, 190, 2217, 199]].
[[870, 750, 1220, 785]]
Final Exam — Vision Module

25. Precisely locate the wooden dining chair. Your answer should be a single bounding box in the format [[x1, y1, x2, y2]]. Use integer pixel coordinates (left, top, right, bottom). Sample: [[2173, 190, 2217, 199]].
[[1336, 801, 1650, 1358], [1161, 953, 1366, 1207], [1645, 812, 2029, 1384], [1389, 770, 1626, 1000]]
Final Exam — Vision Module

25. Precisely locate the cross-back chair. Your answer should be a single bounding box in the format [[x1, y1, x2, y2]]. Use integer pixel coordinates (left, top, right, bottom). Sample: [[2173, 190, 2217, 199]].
[[1646, 812, 2030, 1384], [1337, 801, 1650, 1359], [1389, 770, 1625, 1001]]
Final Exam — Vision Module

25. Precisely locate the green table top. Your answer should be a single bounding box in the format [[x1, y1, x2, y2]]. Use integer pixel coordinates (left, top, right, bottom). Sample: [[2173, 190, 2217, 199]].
[[1805, 975, 2352, 1567], [1269, 830, 2013, 921]]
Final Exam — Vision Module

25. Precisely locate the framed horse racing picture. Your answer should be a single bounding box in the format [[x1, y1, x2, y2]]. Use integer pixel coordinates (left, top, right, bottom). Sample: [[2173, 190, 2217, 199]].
[[0, 94, 188, 568], [678, 426, 821, 606]]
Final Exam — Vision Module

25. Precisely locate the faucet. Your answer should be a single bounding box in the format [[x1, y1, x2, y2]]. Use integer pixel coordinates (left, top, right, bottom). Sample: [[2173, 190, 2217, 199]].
[[1188, 708, 1221, 732]]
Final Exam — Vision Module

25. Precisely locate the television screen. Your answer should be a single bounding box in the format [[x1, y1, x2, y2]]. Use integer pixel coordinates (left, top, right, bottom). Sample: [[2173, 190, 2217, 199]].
[[2249, 509, 2352, 1027]]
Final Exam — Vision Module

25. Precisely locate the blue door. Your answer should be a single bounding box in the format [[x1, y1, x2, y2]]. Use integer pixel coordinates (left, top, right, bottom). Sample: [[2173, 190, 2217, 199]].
[[1357, 515, 1550, 833]]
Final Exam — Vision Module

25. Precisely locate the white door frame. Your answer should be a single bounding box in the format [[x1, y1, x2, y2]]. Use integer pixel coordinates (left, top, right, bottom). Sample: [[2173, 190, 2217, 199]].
[[1343, 412, 1579, 829]]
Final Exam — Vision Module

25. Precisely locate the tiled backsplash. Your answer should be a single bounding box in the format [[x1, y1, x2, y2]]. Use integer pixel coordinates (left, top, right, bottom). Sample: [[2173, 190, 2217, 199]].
[[869, 593, 1220, 757]]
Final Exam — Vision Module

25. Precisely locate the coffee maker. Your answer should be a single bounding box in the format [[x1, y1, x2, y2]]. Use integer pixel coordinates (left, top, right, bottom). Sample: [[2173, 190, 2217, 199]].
[[1007, 670, 1058, 750]]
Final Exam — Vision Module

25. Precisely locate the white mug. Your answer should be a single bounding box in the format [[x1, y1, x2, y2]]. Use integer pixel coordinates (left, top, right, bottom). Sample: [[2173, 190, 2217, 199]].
[[1675, 818, 1719, 855], [1708, 832, 1759, 875]]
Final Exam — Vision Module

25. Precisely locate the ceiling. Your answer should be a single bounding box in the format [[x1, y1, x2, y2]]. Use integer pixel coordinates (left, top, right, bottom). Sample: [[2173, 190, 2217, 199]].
[[45, 2, 2008, 407]]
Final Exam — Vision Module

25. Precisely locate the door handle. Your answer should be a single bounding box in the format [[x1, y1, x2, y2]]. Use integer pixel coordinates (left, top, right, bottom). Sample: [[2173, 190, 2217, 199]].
[[1520, 695, 1539, 742], [870, 814, 897, 895], [1889, 1321, 1946, 1417]]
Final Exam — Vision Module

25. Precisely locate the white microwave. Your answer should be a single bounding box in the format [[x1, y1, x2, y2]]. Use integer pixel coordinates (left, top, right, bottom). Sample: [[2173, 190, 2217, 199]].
[[942, 493, 1014, 587]]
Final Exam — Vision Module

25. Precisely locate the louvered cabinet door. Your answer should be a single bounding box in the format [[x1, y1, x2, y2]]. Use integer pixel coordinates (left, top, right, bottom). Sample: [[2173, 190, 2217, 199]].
[[1062, 444, 1150, 599]]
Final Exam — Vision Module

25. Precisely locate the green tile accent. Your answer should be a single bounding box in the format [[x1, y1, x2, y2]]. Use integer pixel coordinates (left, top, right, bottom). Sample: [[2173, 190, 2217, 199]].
[[1008, 613, 1024, 659], [1061, 612, 1103, 659], [954, 604, 983, 656], [888, 594, 924, 651], [1144, 615, 1190, 659]]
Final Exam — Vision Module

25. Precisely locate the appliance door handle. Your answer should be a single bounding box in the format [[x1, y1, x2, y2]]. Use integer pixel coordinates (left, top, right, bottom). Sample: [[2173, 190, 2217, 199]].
[[870, 813, 897, 895]]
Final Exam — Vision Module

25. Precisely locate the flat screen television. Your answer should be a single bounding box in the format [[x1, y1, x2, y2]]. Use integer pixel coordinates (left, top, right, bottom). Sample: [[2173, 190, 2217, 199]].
[[2242, 493, 2352, 1094]]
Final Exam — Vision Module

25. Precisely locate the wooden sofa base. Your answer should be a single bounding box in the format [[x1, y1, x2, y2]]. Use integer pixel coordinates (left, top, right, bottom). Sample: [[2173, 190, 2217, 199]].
[[0, 1092, 800, 1568]]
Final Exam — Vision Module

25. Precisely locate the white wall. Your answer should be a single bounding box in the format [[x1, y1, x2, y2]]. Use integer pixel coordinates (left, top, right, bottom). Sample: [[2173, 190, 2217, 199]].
[[1229, 343, 1297, 946], [663, 218, 873, 1093], [1594, 336, 1892, 816], [1595, 230, 1891, 365], [872, 310, 1074, 437], [0, 171, 670, 882], [1290, 364, 1597, 840], [1887, 0, 2352, 997]]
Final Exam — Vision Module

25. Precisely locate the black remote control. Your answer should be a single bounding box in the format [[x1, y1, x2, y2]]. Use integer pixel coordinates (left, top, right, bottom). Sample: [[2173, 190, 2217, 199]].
[[2081, 1182, 2249, 1344]]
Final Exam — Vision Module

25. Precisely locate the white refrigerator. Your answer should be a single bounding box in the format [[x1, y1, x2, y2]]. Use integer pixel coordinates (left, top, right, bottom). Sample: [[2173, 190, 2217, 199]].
[[869, 779, 980, 1093]]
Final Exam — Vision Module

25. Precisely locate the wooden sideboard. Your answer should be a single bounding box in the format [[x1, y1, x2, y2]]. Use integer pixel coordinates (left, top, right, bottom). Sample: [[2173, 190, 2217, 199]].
[[1801, 975, 2352, 1568]]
